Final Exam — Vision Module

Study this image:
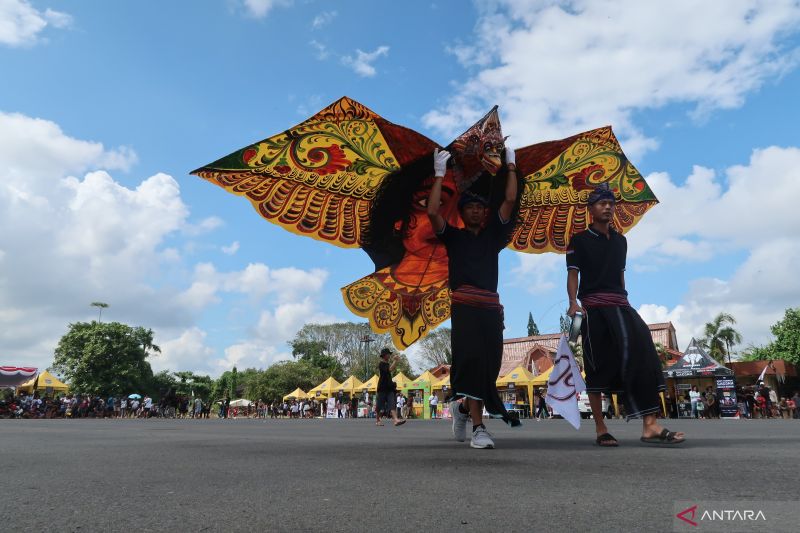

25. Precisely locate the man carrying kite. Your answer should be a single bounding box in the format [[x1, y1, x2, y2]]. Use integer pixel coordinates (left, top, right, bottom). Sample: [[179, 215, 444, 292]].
[[427, 144, 521, 450]]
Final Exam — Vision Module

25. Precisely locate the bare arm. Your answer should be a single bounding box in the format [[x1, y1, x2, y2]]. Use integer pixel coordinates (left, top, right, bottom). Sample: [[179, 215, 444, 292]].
[[427, 149, 450, 233], [567, 269, 583, 317], [427, 175, 445, 234], [389, 356, 399, 372], [498, 158, 518, 223]]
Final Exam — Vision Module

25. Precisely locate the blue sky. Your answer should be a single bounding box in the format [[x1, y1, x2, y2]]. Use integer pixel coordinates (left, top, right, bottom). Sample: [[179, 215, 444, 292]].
[[2, 0, 800, 376]]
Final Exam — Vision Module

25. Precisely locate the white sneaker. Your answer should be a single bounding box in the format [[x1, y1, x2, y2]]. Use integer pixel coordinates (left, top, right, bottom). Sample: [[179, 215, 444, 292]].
[[470, 425, 495, 449], [450, 400, 469, 442]]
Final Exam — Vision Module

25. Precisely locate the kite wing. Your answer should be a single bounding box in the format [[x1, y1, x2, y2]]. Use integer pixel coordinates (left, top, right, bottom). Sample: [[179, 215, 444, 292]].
[[510, 126, 658, 254], [191, 96, 437, 248]]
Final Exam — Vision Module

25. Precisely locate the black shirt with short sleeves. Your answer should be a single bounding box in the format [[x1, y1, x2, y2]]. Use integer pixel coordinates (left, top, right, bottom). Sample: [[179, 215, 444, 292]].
[[377, 360, 395, 392], [436, 212, 512, 292], [566, 227, 627, 299]]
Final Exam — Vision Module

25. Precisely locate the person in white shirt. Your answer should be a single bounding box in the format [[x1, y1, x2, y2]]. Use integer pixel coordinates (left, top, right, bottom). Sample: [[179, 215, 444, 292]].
[[689, 386, 701, 419], [120, 397, 128, 418], [143, 396, 153, 418], [429, 393, 439, 419]]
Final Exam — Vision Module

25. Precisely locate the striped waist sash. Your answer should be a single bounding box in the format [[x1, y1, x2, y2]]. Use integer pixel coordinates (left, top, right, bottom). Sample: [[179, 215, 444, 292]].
[[451, 285, 503, 311], [581, 291, 630, 307]]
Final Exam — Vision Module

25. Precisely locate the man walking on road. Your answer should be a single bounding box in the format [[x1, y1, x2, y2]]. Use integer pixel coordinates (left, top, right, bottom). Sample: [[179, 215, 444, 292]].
[[566, 184, 685, 447]]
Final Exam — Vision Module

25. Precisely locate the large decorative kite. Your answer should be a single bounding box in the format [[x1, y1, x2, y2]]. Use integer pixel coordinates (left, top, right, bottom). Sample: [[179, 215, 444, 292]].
[[192, 97, 657, 349]]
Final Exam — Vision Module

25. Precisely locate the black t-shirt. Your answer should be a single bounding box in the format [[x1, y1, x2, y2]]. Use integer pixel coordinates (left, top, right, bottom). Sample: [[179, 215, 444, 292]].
[[566, 227, 627, 299], [436, 212, 512, 292], [377, 360, 395, 392]]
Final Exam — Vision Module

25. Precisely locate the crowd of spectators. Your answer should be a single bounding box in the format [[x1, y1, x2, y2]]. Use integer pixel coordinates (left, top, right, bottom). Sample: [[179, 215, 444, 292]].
[[0, 389, 212, 419]]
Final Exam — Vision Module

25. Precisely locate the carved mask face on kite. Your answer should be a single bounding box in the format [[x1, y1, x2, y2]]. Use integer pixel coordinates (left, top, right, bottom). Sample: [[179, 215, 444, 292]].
[[192, 96, 658, 351], [449, 106, 506, 191]]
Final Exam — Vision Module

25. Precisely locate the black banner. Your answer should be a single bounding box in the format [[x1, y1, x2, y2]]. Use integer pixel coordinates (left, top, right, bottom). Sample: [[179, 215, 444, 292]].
[[715, 376, 739, 418]]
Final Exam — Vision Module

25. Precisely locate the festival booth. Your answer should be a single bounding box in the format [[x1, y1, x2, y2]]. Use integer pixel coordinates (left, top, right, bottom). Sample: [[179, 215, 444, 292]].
[[432, 375, 451, 418], [663, 339, 735, 418], [307, 377, 341, 400], [283, 388, 307, 400], [496, 366, 534, 418], [335, 376, 364, 396], [1, 366, 37, 390], [16, 370, 69, 396], [335, 376, 366, 417], [360, 375, 378, 393], [392, 372, 412, 391], [401, 375, 433, 419]]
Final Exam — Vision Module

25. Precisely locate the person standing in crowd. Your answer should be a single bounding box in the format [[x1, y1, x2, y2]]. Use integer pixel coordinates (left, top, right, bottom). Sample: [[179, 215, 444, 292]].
[[792, 391, 800, 419], [395, 392, 405, 420], [194, 397, 203, 419], [689, 386, 701, 419], [376, 348, 405, 427], [143, 395, 152, 418], [534, 389, 548, 420], [567, 184, 684, 446], [427, 145, 520, 450], [429, 391, 439, 419], [120, 396, 128, 418]]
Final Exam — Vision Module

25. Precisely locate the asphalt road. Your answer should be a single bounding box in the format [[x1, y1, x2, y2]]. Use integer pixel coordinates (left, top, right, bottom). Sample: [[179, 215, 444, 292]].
[[2, 417, 798, 532]]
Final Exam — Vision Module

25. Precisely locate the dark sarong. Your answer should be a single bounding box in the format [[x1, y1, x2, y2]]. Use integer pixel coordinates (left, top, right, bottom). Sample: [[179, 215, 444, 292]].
[[581, 303, 666, 420], [450, 300, 520, 427]]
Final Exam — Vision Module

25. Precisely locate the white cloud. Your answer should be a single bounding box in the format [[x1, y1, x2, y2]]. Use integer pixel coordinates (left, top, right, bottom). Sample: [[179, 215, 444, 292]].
[[629, 146, 800, 351], [425, 0, 800, 158], [241, 0, 292, 19], [311, 10, 336, 29], [222, 241, 240, 255], [510, 144, 800, 352], [0, 111, 338, 377], [509, 253, 561, 295], [342, 45, 389, 77], [309, 39, 329, 60], [155, 327, 216, 374], [0, 0, 72, 46]]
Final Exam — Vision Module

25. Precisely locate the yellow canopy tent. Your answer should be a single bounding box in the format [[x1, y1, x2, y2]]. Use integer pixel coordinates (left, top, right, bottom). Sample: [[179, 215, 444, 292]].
[[283, 388, 307, 400], [431, 374, 450, 391], [17, 370, 69, 394], [307, 376, 341, 399], [415, 370, 438, 384], [359, 375, 379, 393], [529, 367, 585, 387], [334, 375, 364, 396], [392, 372, 413, 390], [496, 366, 536, 412], [530, 367, 554, 387], [496, 366, 535, 387]]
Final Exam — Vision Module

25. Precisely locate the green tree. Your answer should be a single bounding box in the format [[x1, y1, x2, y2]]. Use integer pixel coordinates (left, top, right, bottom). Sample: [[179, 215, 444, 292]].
[[700, 313, 742, 364], [229, 366, 239, 398], [527, 312, 540, 336], [52, 321, 160, 395], [291, 322, 393, 375], [291, 340, 344, 379], [172, 371, 214, 400], [417, 327, 452, 369], [741, 308, 800, 366]]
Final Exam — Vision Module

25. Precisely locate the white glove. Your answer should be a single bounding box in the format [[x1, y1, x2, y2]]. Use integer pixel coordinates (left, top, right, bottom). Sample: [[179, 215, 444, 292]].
[[505, 146, 516, 167], [433, 148, 451, 177]]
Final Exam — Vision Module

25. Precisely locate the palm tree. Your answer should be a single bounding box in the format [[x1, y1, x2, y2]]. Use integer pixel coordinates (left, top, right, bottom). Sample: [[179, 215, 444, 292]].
[[701, 313, 743, 364], [90, 301, 109, 322]]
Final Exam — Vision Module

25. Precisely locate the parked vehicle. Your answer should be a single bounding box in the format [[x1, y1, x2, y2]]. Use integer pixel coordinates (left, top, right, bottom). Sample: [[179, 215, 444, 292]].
[[576, 391, 612, 419]]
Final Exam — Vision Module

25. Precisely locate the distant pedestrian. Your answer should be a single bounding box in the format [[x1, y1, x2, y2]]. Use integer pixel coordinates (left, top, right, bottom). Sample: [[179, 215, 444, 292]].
[[376, 348, 405, 427], [429, 392, 439, 419]]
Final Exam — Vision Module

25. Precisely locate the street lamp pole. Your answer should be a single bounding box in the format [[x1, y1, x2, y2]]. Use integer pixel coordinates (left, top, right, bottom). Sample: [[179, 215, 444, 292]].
[[360, 334, 373, 383]]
